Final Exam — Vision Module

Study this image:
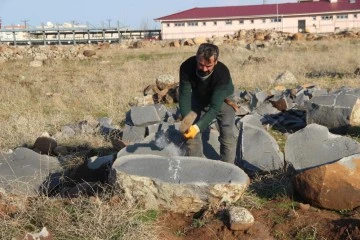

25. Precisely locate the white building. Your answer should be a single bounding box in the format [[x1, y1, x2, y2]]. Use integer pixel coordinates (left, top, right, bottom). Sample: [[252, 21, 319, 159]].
[[155, 0, 360, 40], [0, 24, 29, 41]]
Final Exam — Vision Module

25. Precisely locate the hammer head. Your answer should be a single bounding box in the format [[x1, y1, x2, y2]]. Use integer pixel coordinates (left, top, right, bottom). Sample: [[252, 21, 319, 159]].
[[179, 111, 198, 134]]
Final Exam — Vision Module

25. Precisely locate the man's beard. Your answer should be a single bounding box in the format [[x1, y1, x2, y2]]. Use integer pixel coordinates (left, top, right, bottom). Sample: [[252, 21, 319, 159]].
[[197, 69, 210, 77], [196, 69, 214, 80]]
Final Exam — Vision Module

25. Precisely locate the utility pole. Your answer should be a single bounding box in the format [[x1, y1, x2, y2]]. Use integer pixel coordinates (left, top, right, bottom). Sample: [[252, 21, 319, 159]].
[[21, 19, 29, 28], [106, 19, 112, 28], [276, 1, 279, 30]]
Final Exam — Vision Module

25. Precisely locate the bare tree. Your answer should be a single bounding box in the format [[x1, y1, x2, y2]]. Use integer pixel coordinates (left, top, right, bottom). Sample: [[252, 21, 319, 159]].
[[139, 18, 150, 30]]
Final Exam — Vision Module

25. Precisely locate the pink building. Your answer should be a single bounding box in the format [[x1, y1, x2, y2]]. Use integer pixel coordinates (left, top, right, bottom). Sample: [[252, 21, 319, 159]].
[[155, 0, 360, 40]]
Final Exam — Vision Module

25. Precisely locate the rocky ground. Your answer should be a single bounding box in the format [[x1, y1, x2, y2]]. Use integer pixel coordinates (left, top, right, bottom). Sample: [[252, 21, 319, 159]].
[[1, 30, 360, 239], [157, 200, 360, 240], [155, 172, 360, 240]]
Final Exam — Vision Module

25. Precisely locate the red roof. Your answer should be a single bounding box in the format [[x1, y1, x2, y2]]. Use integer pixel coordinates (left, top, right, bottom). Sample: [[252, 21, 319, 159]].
[[155, 0, 360, 21]]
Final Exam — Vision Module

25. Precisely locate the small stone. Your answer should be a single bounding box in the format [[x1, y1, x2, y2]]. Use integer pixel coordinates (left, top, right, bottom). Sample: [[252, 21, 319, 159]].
[[299, 203, 311, 211], [83, 49, 96, 57], [30, 60, 43, 67], [33, 136, 57, 154], [273, 70, 298, 85], [15, 227, 52, 240], [229, 206, 255, 231], [111, 138, 127, 151], [61, 126, 76, 137], [156, 74, 176, 90]]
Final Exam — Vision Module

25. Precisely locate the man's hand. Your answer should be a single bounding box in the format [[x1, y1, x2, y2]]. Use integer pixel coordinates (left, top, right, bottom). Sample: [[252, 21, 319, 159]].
[[183, 125, 200, 139]]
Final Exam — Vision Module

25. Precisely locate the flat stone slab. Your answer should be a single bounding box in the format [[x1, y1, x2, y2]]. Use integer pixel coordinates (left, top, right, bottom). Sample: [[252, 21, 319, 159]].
[[237, 115, 284, 173], [118, 126, 221, 160], [305, 90, 360, 133], [0, 147, 62, 195], [285, 124, 360, 171], [112, 154, 249, 213], [130, 105, 162, 126]]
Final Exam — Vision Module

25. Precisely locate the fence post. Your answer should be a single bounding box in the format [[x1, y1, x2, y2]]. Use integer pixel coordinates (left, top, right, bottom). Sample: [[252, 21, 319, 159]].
[[12, 25, 17, 46], [57, 24, 61, 45]]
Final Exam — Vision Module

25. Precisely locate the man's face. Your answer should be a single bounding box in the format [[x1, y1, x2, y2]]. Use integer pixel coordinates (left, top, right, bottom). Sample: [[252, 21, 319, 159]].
[[196, 55, 217, 77]]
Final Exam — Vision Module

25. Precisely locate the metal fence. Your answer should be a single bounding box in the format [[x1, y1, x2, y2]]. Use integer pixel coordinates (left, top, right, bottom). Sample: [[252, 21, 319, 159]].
[[0, 27, 161, 45]]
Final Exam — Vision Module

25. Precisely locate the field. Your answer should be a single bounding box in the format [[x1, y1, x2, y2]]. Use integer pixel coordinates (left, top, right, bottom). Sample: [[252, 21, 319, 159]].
[[0, 39, 360, 239]]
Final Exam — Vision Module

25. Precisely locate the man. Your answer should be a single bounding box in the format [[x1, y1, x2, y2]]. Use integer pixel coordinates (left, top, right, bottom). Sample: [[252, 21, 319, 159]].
[[179, 43, 236, 164]]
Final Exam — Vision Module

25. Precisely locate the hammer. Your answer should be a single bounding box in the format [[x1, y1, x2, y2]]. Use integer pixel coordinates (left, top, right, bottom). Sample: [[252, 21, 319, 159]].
[[179, 111, 198, 134]]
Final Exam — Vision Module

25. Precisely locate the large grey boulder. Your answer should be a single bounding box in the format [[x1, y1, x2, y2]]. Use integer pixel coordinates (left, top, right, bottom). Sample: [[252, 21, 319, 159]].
[[0, 147, 62, 195], [236, 115, 284, 173], [285, 124, 360, 171], [305, 89, 360, 133], [112, 154, 250, 213]]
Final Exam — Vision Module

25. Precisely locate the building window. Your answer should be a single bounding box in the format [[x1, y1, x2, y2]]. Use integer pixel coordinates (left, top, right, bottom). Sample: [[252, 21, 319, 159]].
[[174, 22, 185, 27], [213, 21, 217, 25], [250, 20, 254, 24], [239, 20, 244, 24], [321, 15, 333, 20], [271, 18, 282, 23], [354, 14, 358, 18], [225, 20, 232, 25], [187, 22, 198, 26], [166, 23, 170, 27], [262, 19, 266, 23], [203, 22, 206, 26], [312, 16, 317, 20], [336, 14, 348, 19]]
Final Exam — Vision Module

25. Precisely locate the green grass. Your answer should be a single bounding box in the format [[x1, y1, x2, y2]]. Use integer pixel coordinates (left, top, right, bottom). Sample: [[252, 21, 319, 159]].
[[294, 226, 318, 240], [268, 127, 287, 152], [137, 209, 159, 223]]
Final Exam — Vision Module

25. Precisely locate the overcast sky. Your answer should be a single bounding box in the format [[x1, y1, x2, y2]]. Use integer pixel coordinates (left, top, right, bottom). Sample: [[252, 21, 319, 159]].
[[0, 0, 296, 29]]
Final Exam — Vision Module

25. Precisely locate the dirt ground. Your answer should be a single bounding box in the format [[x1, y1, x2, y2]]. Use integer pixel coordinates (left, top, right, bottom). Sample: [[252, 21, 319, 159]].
[[156, 199, 360, 240]]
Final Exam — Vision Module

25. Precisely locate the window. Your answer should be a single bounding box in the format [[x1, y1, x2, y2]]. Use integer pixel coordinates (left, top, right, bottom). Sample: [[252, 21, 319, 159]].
[[271, 18, 282, 22], [174, 22, 185, 27], [203, 22, 206, 26], [262, 19, 266, 23], [225, 20, 232, 25], [187, 22, 198, 26], [321, 15, 333, 20], [354, 14, 358, 18], [166, 23, 170, 27], [250, 20, 254, 24], [336, 14, 348, 19], [239, 20, 244, 24], [213, 21, 217, 25], [312, 16, 317, 20]]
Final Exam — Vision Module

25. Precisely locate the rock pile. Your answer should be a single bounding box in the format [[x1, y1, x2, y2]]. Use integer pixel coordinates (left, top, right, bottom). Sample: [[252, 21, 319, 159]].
[[1, 72, 360, 215], [1, 28, 360, 64]]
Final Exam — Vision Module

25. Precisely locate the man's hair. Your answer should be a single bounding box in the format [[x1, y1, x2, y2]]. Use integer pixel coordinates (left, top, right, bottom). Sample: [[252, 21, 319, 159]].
[[196, 43, 219, 61]]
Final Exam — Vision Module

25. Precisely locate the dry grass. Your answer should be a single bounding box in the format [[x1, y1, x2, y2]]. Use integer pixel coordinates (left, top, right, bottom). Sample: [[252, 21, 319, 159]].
[[0, 39, 359, 150], [0, 39, 359, 239], [0, 193, 159, 240]]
